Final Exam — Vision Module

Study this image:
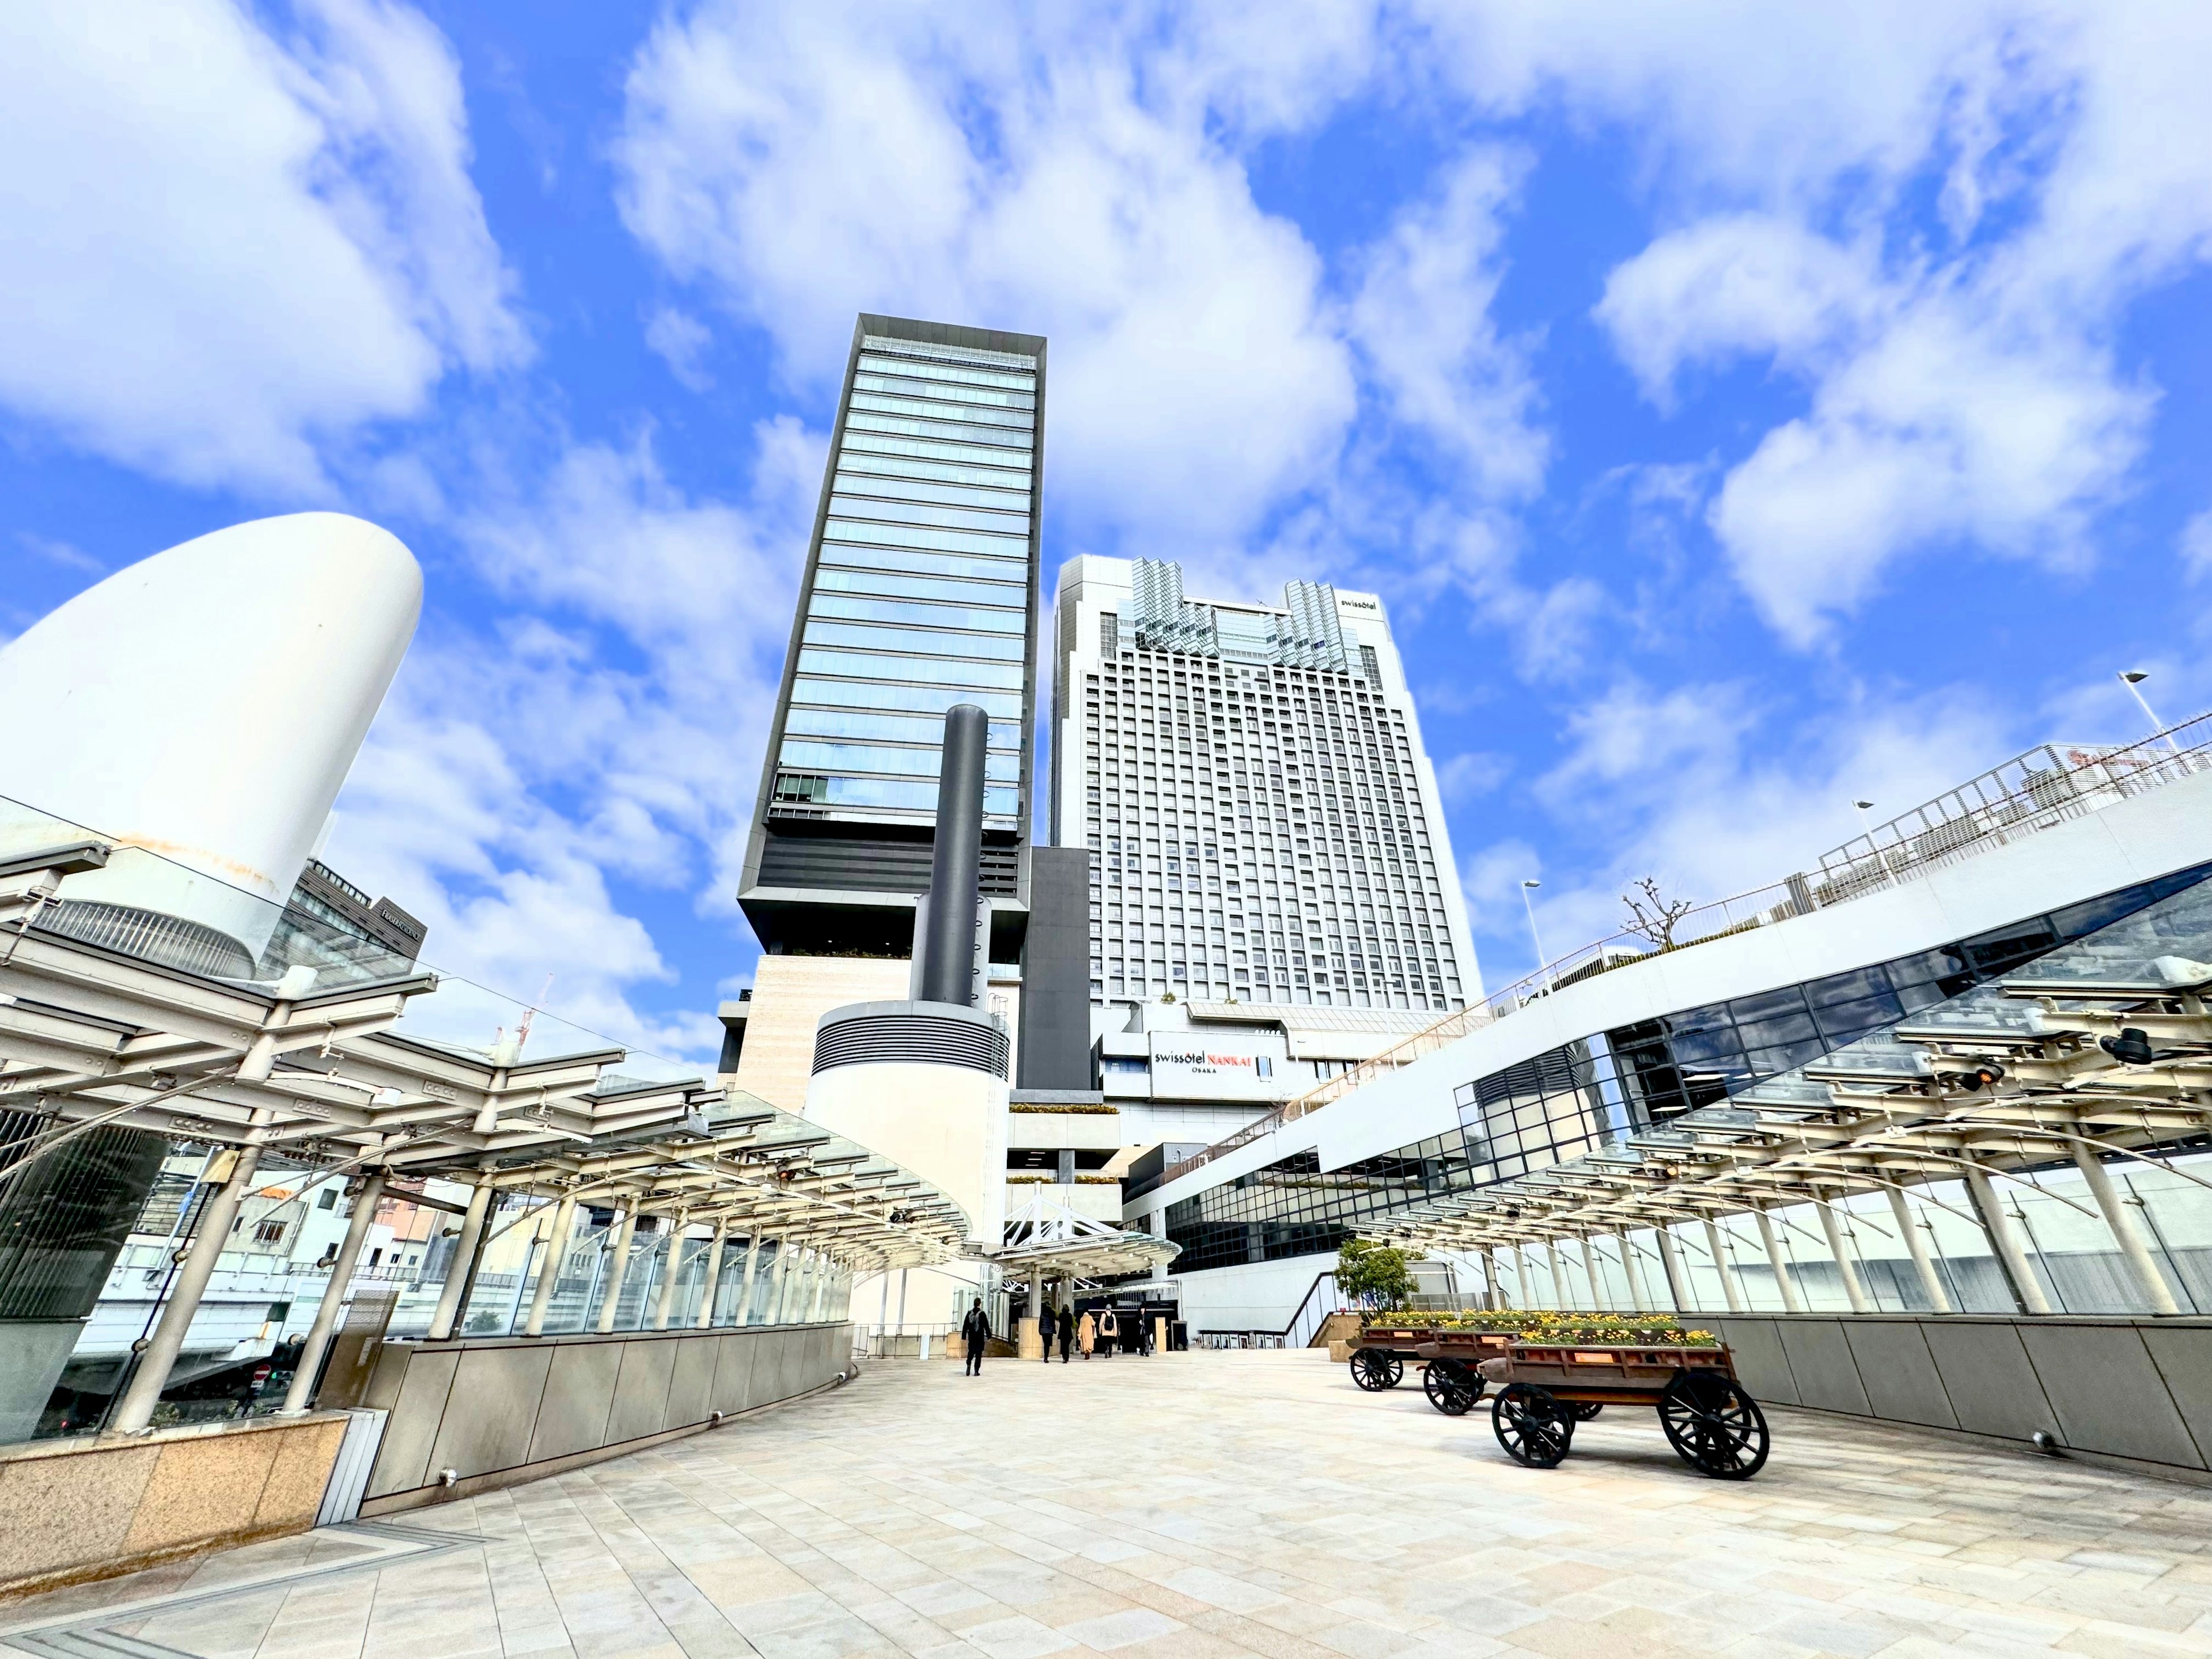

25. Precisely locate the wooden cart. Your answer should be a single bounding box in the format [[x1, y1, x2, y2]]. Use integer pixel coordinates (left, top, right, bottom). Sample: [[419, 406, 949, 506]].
[[1475, 1340, 1770, 1479], [1346, 1325, 1426, 1392], [1411, 1332, 1517, 1415], [1350, 1326, 1521, 1410]]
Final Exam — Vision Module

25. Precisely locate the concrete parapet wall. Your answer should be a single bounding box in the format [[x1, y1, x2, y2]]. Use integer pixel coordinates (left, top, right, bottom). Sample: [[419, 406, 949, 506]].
[[357, 1322, 853, 1514], [0, 1411, 349, 1600], [1710, 1312, 2212, 1482]]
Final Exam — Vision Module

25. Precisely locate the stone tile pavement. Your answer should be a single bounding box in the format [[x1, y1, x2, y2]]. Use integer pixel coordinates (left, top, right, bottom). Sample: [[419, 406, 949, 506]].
[[7, 1349, 2212, 1659]]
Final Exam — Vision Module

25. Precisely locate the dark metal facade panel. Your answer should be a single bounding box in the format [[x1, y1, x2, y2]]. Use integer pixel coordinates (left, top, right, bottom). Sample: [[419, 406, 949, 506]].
[[1017, 846, 1095, 1090]]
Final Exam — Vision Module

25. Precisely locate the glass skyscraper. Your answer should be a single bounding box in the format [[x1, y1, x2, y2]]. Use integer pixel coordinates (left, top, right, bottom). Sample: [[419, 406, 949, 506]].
[[741, 316, 1046, 956]]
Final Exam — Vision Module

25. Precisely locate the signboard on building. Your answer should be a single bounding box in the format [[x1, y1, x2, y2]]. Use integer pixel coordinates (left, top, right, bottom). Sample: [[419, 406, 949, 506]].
[[1147, 1034, 1293, 1101]]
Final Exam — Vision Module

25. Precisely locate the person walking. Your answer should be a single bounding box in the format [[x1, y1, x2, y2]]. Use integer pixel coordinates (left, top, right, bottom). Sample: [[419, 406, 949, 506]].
[[1077, 1308, 1096, 1359], [1037, 1300, 1056, 1363], [1057, 1302, 1074, 1363], [1098, 1306, 1118, 1358], [961, 1297, 990, 1377]]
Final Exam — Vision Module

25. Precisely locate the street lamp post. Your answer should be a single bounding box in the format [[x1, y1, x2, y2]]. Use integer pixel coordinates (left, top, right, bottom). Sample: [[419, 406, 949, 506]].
[[2118, 671, 2183, 754], [1520, 880, 1551, 990]]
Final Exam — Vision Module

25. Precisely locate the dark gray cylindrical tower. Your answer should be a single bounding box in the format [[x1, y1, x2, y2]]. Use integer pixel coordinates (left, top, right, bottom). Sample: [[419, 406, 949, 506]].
[[918, 703, 988, 1006]]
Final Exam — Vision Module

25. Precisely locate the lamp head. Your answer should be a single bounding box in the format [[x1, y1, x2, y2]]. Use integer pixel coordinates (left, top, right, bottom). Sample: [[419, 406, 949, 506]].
[[2120, 670, 2149, 685], [1853, 800, 1874, 811], [1521, 879, 1540, 891]]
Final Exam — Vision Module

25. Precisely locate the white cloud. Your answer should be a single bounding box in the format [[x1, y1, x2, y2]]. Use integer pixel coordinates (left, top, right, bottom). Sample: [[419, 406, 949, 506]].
[[0, 0, 520, 492], [1506, 679, 2011, 968], [1594, 215, 1880, 404], [327, 421, 820, 1063], [2181, 510, 2212, 582], [613, 0, 1357, 545], [645, 306, 714, 391], [1422, 2, 2212, 643]]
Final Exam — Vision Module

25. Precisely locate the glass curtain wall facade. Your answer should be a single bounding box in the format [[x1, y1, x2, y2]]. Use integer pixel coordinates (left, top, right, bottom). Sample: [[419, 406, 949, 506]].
[[1052, 556, 1478, 1011], [743, 315, 1046, 954], [1164, 860, 2212, 1274]]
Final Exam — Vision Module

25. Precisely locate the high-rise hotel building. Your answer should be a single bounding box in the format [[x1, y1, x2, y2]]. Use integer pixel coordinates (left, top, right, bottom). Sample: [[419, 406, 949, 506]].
[[1052, 557, 1480, 1014], [740, 316, 1047, 959]]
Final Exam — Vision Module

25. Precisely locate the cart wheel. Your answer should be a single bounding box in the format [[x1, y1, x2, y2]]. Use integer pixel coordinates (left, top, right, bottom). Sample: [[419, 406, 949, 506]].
[[1491, 1382, 1574, 1468], [1350, 1349, 1404, 1392], [1658, 1372, 1770, 1479], [1422, 1358, 1483, 1415], [1569, 1402, 1604, 1422]]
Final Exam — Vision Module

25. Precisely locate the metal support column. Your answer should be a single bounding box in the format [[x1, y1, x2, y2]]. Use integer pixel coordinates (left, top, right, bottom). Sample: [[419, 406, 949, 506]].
[[695, 1220, 730, 1328], [1655, 1225, 1691, 1311], [1615, 1233, 1648, 1310], [597, 1207, 639, 1332], [1755, 1207, 1802, 1312], [735, 1234, 764, 1326], [280, 1169, 386, 1414], [427, 1179, 493, 1341], [2071, 1142, 2181, 1315], [653, 1220, 687, 1330], [112, 1113, 274, 1433], [1884, 1186, 1953, 1313], [1816, 1200, 1873, 1312], [1702, 1219, 1745, 1313], [524, 1193, 578, 1336], [1962, 1159, 2051, 1315], [809, 1255, 831, 1321], [1579, 1236, 1602, 1310], [1542, 1240, 1566, 1308]]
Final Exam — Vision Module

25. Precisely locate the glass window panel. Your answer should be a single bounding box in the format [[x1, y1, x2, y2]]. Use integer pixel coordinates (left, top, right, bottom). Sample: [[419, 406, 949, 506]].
[[1812, 991, 1904, 1044], [801, 774, 1020, 819], [802, 620, 1025, 660], [1802, 965, 1893, 1009], [831, 468, 1033, 512], [857, 346, 1035, 389], [847, 390, 1036, 430], [780, 740, 1020, 782], [836, 427, 1034, 475], [819, 541, 1029, 584], [825, 494, 1029, 536], [1728, 986, 1810, 1024], [788, 675, 1021, 718], [783, 706, 1021, 748], [843, 410, 1034, 452], [822, 517, 1029, 558], [1732, 1008, 1819, 1048], [809, 593, 1025, 634], [797, 648, 1025, 689], [812, 566, 1024, 608], [851, 369, 1033, 410]]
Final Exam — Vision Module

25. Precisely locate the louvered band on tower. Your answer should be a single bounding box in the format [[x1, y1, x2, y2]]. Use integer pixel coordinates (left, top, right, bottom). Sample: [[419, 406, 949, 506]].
[[813, 1001, 1009, 1078]]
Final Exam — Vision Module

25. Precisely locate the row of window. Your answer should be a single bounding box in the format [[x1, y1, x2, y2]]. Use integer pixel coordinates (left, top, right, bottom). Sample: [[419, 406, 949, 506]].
[[814, 566, 1025, 611], [846, 409, 1035, 454], [787, 674, 1022, 722], [783, 706, 1021, 750], [838, 427, 1037, 476], [797, 647, 1025, 691], [825, 491, 1030, 537]]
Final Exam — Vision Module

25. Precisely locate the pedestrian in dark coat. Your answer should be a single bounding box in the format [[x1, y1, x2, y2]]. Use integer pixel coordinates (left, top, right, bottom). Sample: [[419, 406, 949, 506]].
[[961, 1298, 990, 1376], [1037, 1301, 1056, 1362], [1058, 1303, 1074, 1362]]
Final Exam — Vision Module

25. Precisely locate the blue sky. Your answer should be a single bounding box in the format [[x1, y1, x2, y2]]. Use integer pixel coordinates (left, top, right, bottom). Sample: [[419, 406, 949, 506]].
[[7, 2, 2212, 1063]]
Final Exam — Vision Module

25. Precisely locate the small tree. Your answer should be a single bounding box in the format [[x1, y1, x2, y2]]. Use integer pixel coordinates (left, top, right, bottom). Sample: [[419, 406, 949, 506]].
[[1336, 1237, 1415, 1310], [1622, 876, 1696, 950]]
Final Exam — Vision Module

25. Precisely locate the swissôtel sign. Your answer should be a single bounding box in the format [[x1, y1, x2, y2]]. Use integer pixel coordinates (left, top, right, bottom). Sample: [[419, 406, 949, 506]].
[[1147, 1040, 1287, 1101]]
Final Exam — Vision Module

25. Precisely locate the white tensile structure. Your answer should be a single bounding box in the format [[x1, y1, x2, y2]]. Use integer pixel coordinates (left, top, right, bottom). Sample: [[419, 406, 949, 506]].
[[0, 512, 421, 975]]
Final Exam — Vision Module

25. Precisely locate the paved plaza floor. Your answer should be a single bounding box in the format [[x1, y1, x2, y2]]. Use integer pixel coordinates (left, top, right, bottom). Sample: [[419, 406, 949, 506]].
[[7, 1349, 2212, 1659]]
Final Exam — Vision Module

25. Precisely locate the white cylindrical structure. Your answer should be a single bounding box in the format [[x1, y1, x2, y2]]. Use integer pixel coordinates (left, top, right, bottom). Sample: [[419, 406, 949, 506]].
[[0, 512, 421, 973]]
